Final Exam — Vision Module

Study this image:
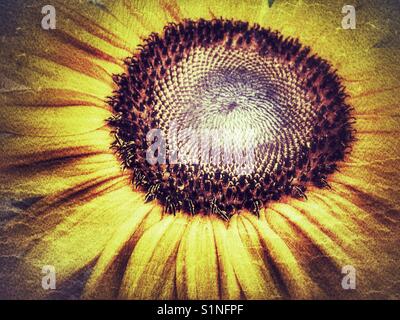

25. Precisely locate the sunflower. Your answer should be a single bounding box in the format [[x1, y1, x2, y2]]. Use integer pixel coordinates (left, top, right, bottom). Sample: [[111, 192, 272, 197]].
[[0, 0, 399, 300]]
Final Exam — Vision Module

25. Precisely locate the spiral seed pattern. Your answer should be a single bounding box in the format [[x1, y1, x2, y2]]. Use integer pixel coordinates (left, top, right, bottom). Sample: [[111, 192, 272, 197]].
[[108, 19, 354, 219]]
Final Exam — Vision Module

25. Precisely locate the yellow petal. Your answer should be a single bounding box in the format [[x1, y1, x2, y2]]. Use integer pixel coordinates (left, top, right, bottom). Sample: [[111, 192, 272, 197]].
[[225, 215, 277, 299], [3, 182, 141, 299], [244, 212, 318, 299], [210, 218, 241, 299], [119, 213, 188, 299], [83, 203, 159, 299], [176, 216, 219, 299]]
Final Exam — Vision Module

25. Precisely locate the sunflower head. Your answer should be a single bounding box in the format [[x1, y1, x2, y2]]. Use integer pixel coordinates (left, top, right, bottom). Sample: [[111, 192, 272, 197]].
[[108, 18, 354, 219], [0, 0, 399, 301]]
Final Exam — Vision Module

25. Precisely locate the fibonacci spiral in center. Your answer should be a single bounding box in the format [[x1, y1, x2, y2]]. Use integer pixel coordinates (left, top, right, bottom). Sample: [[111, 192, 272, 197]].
[[108, 19, 354, 219]]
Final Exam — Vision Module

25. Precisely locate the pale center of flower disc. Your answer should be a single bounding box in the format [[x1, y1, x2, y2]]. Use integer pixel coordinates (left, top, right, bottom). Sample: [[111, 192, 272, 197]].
[[108, 19, 353, 219], [153, 46, 316, 178]]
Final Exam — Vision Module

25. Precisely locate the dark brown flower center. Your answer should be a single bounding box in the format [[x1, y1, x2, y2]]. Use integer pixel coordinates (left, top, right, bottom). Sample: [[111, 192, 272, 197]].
[[108, 19, 354, 219]]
